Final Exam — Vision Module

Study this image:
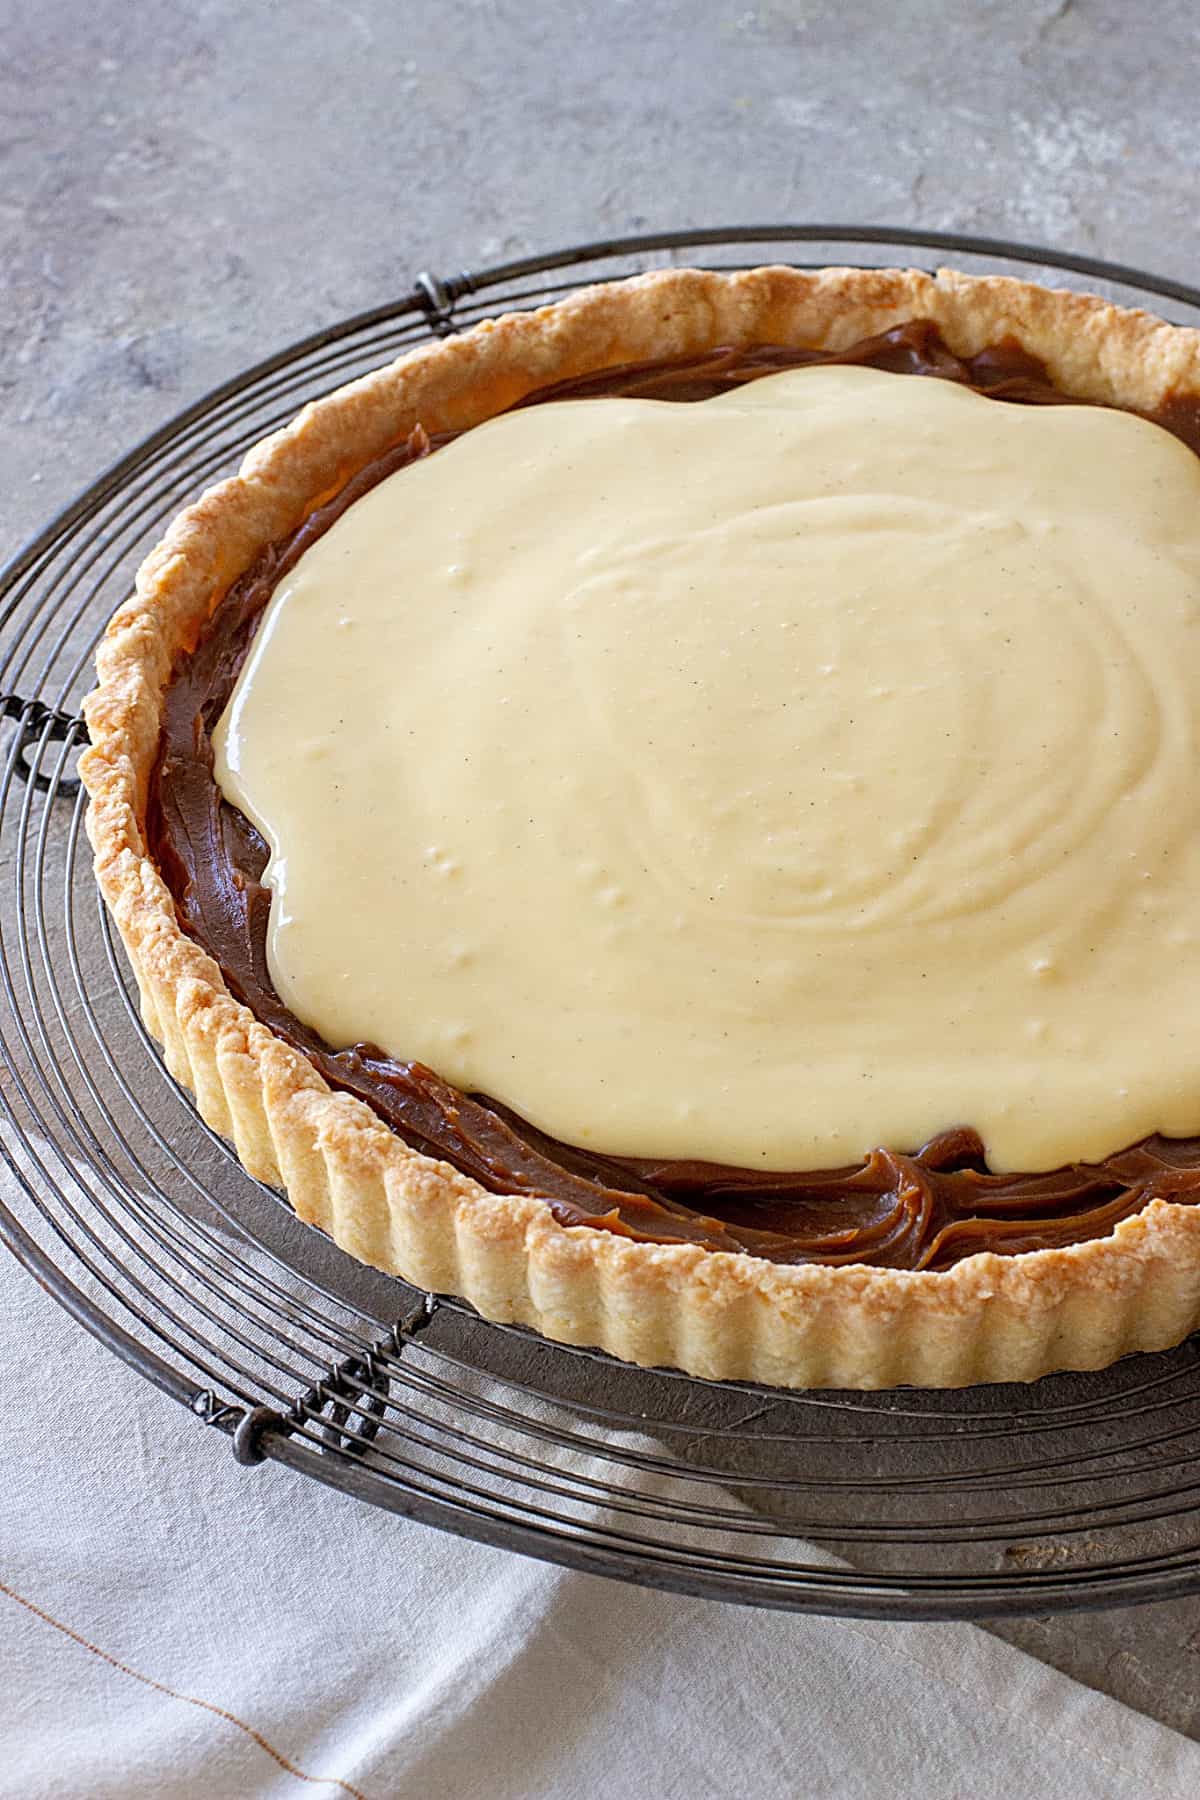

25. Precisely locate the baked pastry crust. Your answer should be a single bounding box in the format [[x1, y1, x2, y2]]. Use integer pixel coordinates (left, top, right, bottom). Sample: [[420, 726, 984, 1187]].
[[81, 266, 1200, 1388]]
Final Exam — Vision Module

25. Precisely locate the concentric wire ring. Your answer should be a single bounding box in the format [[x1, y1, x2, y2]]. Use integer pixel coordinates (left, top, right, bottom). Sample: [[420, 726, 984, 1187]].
[[6, 226, 1200, 1619]]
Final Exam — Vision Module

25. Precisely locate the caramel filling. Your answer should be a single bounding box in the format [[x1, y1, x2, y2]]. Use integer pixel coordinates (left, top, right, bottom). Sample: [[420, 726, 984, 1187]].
[[150, 326, 1200, 1268]]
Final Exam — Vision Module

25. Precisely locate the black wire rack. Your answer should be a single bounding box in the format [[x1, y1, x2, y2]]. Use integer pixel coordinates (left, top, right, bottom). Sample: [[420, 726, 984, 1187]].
[[7, 224, 1200, 1621]]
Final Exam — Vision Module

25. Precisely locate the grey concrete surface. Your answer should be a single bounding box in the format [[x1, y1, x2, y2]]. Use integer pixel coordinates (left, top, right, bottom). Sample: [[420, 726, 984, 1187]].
[[5, 0, 1200, 549], [4, 0, 1200, 1746]]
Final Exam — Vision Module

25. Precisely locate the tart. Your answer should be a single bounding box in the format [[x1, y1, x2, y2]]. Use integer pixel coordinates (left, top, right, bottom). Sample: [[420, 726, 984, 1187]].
[[80, 265, 1200, 1389]]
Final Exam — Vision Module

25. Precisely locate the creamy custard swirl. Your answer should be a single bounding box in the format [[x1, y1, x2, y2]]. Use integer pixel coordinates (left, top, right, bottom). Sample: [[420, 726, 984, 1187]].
[[213, 361, 1200, 1177], [149, 329, 1200, 1267]]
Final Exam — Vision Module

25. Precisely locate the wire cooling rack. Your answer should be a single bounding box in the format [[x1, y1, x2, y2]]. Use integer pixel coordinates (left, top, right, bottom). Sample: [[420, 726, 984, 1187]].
[[7, 225, 1200, 1621]]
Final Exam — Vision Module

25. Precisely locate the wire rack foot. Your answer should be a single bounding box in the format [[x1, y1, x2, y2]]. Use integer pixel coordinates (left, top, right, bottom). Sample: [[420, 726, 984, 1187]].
[[228, 1296, 440, 1467]]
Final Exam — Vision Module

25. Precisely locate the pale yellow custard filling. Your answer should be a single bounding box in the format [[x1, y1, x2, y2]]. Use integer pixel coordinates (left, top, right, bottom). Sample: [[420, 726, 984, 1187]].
[[213, 365, 1200, 1174]]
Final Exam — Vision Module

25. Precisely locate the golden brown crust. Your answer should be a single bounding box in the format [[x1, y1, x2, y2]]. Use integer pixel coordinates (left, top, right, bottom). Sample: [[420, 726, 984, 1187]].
[[80, 265, 1200, 1388]]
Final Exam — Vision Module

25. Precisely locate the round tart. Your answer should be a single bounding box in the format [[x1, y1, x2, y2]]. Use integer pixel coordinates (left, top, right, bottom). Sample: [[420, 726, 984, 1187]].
[[81, 265, 1200, 1389]]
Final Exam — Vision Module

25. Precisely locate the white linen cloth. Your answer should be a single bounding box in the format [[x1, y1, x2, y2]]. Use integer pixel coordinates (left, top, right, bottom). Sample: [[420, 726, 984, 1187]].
[[4, 1222, 1200, 1799]]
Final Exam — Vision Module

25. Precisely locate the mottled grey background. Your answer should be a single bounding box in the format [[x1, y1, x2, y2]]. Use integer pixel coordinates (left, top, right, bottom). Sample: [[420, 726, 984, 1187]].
[[5, 0, 1200, 1740], [6, 0, 1200, 552]]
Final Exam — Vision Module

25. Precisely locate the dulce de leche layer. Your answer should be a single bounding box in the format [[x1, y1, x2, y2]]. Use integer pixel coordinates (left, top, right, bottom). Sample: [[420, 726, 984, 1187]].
[[150, 324, 1200, 1270]]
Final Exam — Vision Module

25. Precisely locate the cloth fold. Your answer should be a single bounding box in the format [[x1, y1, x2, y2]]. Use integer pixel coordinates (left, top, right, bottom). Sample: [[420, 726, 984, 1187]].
[[3, 1228, 1198, 1799]]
